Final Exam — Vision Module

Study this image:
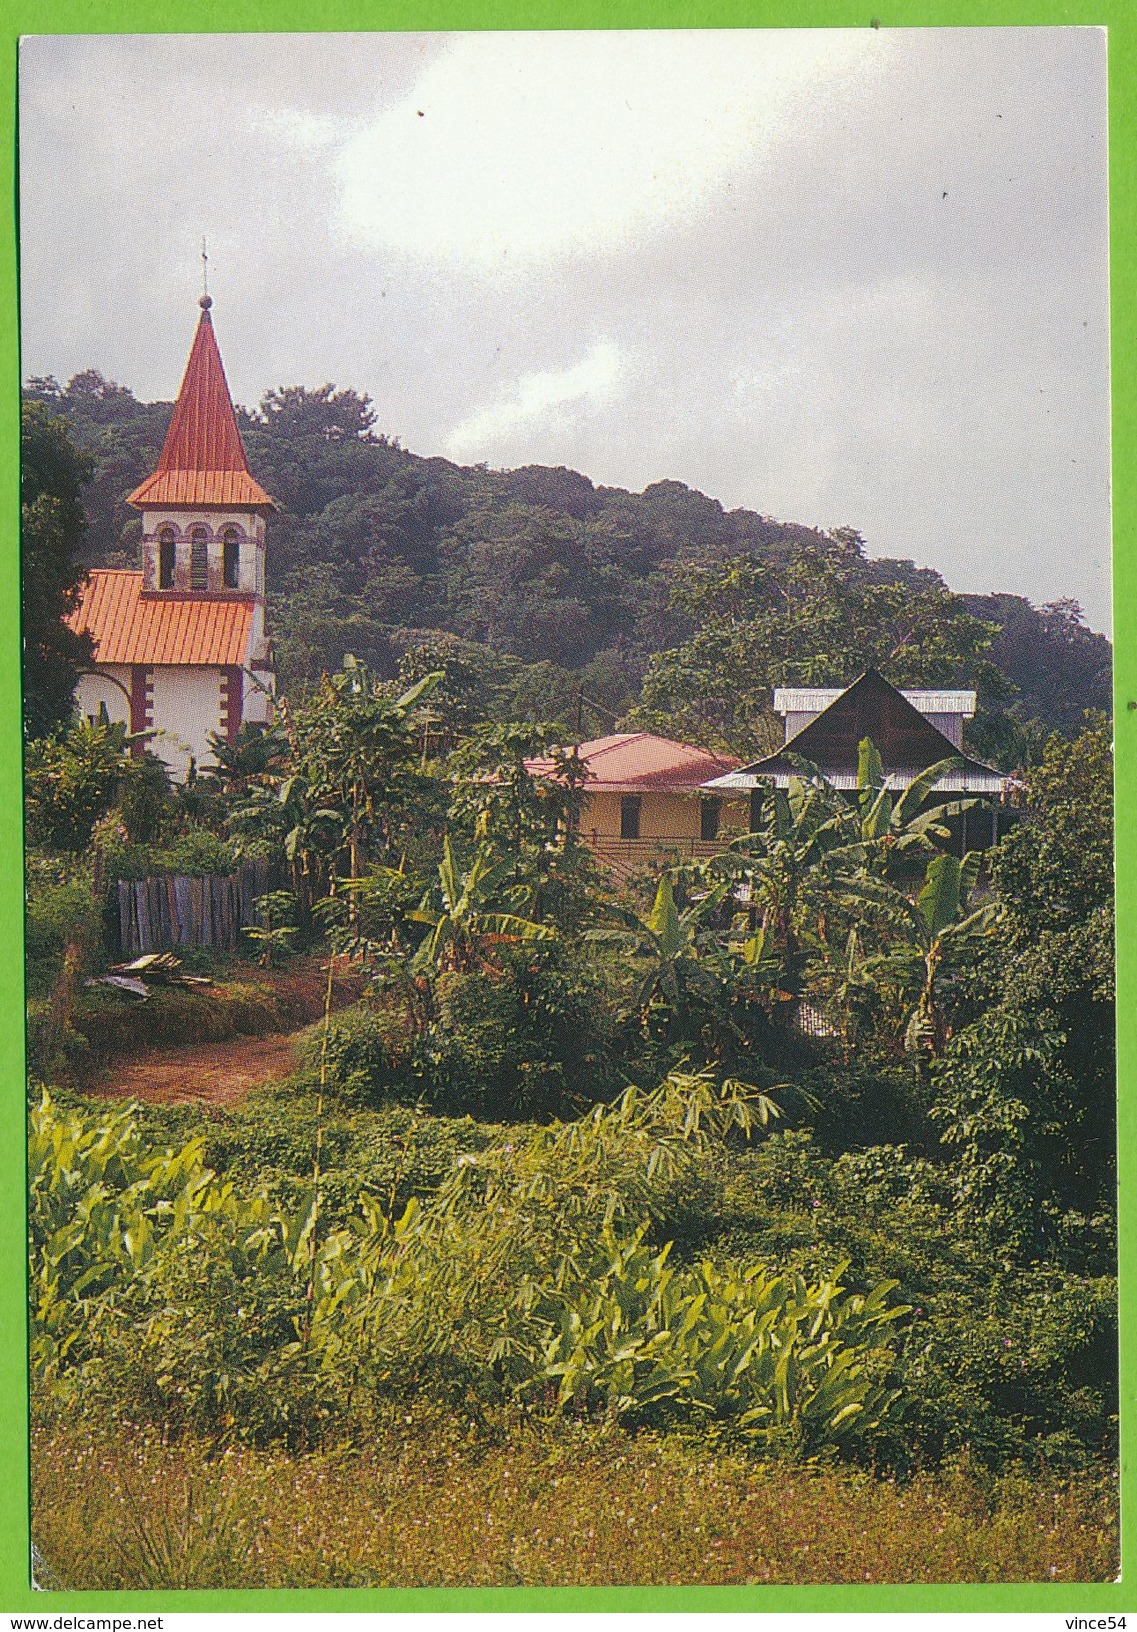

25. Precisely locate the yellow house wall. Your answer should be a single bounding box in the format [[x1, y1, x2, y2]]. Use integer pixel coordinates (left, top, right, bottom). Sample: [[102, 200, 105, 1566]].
[[580, 791, 622, 840], [580, 790, 748, 842], [643, 792, 701, 840]]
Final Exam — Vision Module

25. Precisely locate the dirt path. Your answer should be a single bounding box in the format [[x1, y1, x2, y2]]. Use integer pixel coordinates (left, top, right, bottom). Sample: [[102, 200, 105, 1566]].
[[81, 957, 366, 1110], [91, 1028, 309, 1108]]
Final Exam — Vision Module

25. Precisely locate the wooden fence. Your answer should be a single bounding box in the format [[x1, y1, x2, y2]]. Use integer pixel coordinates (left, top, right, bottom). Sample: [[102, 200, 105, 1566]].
[[585, 835, 727, 887], [114, 860, 271, 956]]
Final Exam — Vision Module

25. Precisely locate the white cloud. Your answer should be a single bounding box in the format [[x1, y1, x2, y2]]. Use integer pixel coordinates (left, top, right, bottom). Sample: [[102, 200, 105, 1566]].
[[447, 340, 625, 459], [250, 104, 347, 151], [332, 30, 893, 266]]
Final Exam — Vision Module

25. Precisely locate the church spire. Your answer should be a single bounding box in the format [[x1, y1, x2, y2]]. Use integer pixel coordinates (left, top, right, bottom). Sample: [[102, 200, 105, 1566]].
[[127, 298, 273, 511]]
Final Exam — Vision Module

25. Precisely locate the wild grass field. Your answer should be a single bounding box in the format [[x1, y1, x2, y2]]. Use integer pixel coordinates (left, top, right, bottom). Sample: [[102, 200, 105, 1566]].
[[33, 1414, 1118, 1590]]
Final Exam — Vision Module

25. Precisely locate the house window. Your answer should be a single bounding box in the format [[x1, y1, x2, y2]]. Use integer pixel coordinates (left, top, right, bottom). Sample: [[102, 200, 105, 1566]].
[[190, 527, 209, 590], [620, 796, 641, 840], [222, 528, 240, 589], [158, 528, 176, 589], [700, 797, 720, 842]]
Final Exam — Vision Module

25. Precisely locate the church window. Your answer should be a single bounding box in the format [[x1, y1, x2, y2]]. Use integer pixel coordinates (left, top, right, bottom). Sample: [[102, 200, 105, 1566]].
[[222, 528, 240, 589], [158, 528, 176, 589], [190, 527, 209, 590]]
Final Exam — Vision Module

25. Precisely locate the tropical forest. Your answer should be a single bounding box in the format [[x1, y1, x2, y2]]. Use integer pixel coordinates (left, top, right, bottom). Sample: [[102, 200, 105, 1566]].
[[23, 371, 1117, 1588]]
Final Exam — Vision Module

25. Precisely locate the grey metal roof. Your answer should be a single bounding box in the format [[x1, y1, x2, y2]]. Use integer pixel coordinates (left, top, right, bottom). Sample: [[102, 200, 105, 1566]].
[[704, 766, 1009, 794], [773, 687, 977, 717]]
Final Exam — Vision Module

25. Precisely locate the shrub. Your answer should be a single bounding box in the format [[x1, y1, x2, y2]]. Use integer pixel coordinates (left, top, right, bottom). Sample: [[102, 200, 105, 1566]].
[[422, 942, 619, 1119], [890, 1267, 1118, 1470], [25, 865, 102, 999], [102, 823, 236, 882], [307, 996, 416, 1106], [25, 720, 131, 853], [699, 1131, 1118, 1470], [200, 1094, 498, 1231], [531, 1229, 905, 1449], [29, 1075, 904, 1454]]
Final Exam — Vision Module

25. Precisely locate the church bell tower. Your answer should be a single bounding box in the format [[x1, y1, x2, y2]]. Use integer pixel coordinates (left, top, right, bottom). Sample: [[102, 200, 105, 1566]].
[[128, 294, 274, 607]]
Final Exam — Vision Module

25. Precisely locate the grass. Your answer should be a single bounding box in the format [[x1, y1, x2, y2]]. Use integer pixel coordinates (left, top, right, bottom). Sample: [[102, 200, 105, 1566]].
[[32, 1417, 1119, 1589]]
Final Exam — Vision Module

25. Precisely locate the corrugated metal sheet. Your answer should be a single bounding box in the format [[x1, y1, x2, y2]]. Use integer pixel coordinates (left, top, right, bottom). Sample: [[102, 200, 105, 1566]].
[[68, 570, 255, 667], [129, 469, 273, 508], [704, 767, 1009, 793], [127, 303, 274, 511], [526, 732, 738, 792], [774, 687, 976, 717]]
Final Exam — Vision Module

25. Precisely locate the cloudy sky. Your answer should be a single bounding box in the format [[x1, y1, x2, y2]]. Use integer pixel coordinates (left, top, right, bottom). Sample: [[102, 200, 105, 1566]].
[[18, 28, 1111, 631]]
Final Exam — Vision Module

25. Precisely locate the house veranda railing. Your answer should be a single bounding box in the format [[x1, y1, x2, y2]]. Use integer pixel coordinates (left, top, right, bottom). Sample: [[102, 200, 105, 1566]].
[[583, 835, 728, 885]]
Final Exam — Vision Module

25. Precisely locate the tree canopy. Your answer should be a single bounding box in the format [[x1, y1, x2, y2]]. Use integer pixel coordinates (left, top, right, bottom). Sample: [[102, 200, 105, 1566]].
[[21, 401, 95, 737], [25, 369, 1111, 760]]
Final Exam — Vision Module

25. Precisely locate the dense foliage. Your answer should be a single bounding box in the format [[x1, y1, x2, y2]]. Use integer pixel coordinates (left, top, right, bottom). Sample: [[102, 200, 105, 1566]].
[[25, 704, 1117, 1487], [24, 371, 1111, 758], [30, 1077, 908, 1454], [22, 365, 1118, 1585], [21, 402, 95, 737]]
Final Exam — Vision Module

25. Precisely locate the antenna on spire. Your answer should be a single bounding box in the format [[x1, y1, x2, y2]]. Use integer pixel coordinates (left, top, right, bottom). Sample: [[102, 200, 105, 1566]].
[[199, 238, 212, 311]]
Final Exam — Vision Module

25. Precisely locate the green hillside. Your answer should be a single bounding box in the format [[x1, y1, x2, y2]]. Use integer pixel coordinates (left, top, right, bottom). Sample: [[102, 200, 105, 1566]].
[[25, 370, 1111, 763]]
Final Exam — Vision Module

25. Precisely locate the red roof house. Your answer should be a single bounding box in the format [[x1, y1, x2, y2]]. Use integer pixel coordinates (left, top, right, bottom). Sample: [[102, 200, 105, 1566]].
[[526, 731, 745, 881]]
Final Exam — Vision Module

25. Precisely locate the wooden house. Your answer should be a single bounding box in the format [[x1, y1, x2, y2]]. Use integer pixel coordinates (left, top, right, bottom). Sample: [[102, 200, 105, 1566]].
[[703, 669, 1013, 849]]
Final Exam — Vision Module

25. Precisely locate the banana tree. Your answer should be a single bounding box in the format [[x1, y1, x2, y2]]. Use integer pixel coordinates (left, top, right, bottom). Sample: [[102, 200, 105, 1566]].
[[777, 736, 979, 881], [227, 771, 344, 922], [720, 776, 853, 1006], [721, 739, 987, 1020], [205, 721, 290, 796], [293, 663, 441, 910], [838, 736, 981, 873], [409, 836, 554, 974], [586, 870, 732, 1041], [843, 850, 1001, 1057]]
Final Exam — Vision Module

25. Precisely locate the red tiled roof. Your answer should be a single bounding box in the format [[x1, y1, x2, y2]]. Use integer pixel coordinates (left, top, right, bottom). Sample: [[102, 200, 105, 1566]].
[[67, 570, 255, 667], [127, 303, 274, 511], [526, 732, 739, 795]]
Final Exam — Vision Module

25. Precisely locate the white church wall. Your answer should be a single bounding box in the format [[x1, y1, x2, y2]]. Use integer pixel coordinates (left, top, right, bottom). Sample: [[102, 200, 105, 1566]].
[[142, 508, 266, 539], [140, 508, 266, 595], [74, 667, 132, 730], [244, 670, 274, 725], [150, 666, 222, 778]]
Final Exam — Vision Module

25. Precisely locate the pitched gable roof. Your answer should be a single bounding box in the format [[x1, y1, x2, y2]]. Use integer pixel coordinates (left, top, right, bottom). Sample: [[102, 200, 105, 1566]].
[[67, 569, 256, 667], [705, 670, 1008, 794], [526, 732, 739, 796], [127, 301, 274, 511], [779, 669, 960, 769]]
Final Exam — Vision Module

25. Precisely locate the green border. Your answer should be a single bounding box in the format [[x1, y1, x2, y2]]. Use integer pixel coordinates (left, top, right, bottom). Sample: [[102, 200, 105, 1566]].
[[3, 2, 1130, 1613]]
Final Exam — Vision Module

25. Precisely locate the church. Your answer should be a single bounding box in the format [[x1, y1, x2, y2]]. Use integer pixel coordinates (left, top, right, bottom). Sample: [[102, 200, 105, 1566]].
[[68, 295, 276, 779]]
